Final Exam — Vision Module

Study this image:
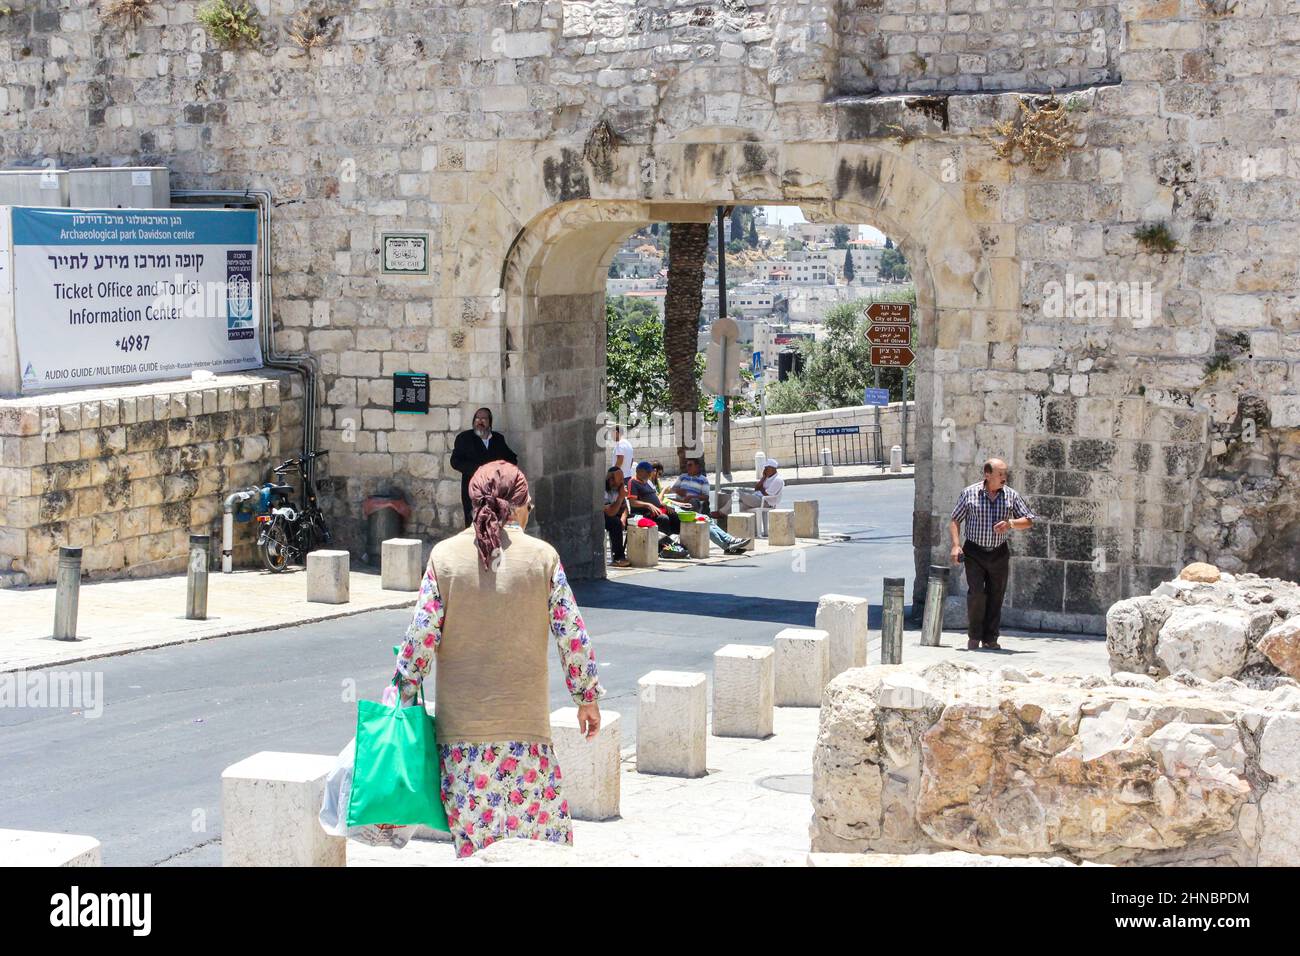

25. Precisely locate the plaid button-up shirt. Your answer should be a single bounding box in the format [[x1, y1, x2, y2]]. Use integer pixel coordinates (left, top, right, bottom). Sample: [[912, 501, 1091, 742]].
[[951, 481, 1037, 550]]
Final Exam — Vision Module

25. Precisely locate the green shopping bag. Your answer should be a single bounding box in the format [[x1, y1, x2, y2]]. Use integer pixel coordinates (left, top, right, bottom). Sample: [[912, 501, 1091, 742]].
[[347, 681, 449, 832]]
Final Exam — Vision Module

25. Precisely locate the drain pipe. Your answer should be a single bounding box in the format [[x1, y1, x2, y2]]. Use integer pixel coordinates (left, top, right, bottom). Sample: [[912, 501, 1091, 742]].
[[221, 489, 259, 573], [171, 188, 321, 570]]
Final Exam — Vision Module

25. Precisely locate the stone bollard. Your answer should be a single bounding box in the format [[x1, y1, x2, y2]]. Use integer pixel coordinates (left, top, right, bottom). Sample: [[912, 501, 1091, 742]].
[[221, 751, 345, 867], [381, 538, 424, 591], [626, 522, 659, 567], [187, 534, 210, 620], [724, 512, 756, 550], [768, 509, 796, 546], [816, 593, 870, 677], [882, 577, 905, 664], [773, 627, 831, 707], [0, 828, 102, 866], [890, 445, 902, 472], [636, 671, 707, 777], [794, 500, 820, 538], [306, 550, 350, 604], [549, 708, 622, 821], [712, 644, 775, 738], [678, 518, 710, 558], [821, 447, 834, 477], [920, 565, 949, 647], [754, 451, 767, 481]]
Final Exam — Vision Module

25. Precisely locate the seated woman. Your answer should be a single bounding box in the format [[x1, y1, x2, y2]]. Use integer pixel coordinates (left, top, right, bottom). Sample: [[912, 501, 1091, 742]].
[[603, 466, 631, 568]]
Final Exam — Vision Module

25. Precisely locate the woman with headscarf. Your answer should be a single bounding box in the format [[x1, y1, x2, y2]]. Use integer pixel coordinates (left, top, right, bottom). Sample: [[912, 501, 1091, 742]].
[[391, 461, 603, 858]]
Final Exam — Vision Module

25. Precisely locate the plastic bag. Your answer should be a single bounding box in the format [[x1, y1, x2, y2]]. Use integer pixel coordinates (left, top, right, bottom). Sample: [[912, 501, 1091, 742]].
[[318, 737, 417, 850]]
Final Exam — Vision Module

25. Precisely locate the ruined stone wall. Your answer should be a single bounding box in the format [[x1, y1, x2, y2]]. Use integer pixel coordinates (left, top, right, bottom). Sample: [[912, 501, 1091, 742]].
[[0, 0, 1296, 627], [836, 0, 1122, 95]]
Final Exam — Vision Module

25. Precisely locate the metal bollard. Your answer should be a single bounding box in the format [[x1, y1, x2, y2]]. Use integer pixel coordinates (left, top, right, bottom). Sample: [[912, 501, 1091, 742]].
[[920, 565, 948, 647], [53, 546, 82, 641], [187, 534, 211, 621], [820, 447, 834, 477], [881, 577, 905, 665]]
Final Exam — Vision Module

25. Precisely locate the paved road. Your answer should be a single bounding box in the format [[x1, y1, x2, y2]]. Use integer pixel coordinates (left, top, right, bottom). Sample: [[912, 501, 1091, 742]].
[[1, 480, 919, 866]]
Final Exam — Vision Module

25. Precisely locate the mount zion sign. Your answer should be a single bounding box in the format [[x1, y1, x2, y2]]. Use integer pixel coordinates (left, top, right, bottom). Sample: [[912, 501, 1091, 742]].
[[869, 345, 915, 367]]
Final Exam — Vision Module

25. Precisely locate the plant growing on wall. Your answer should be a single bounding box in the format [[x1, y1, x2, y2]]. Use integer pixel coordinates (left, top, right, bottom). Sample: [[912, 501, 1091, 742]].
[[987, 95, 1078, 171], [102, 0, 155, 28], [288, 2, 338, 55], [1134, 222, 1178, 254], [197, 0, 261, 49]]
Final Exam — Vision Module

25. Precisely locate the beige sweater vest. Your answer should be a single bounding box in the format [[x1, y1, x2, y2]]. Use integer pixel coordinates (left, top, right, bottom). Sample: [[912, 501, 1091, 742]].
[[431, 526, 558, 745]]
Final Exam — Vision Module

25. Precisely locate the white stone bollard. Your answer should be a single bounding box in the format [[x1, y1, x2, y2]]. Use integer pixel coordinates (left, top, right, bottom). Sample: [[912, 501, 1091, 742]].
[[816, 593, 870, 678], [768, 508, 796, 546], [725, 512, 756, 550], [0, 828, 101, 866], [890, 444, 902, 472], [626, 522, 659, 567], [794, 499, 820, 538], [821, 447, 834, 476], [550, 708, 622, 821], [773, 627, 831, 707], [636, 671, 707, 777], [754, 451, 767, 481], [381, 538, 424, 591], [221, 751, 345, 867], [679, 518, 710, 558], [306, 550, 350, 604], [712, 644, 775, 738]]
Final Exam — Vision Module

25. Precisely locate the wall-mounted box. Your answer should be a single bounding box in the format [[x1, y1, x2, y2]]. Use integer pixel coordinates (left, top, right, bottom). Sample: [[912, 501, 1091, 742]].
[[68, 166, 170, 209]]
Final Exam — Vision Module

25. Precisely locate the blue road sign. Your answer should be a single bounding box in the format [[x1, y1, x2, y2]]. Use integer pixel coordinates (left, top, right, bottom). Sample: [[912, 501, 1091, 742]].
[[751, 351, 763, 373], [863, 387, 890, 406], [713, 395, 726, 412]]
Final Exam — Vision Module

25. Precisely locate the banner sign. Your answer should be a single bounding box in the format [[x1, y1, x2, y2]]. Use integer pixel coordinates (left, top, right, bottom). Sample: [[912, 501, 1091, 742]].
[[393, 371, 429, 414], [11, 206, 262, 392], [815, 425, 861, 436]]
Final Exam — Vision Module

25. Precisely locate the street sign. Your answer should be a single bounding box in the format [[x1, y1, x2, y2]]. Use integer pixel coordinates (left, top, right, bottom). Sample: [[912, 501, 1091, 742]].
[[701, 317, 742, 396], [751, 351, 763, 374], [866, 324, 911, 346], [863, 387, 890, 406], [866, 302, 912, 324], [870, 345, 915, 368]]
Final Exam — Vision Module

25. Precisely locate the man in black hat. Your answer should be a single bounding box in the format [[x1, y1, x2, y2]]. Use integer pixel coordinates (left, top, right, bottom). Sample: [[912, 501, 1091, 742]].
[[450, 406, 518, 526]]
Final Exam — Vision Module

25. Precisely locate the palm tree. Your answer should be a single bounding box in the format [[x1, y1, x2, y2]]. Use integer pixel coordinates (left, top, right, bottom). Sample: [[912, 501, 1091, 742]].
[[663, 221, 709, 468]]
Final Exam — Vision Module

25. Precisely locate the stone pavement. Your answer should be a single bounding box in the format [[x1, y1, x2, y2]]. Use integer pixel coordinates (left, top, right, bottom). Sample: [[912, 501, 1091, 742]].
[[0, 567, 415, 672], [348, 626, 1108, 868]]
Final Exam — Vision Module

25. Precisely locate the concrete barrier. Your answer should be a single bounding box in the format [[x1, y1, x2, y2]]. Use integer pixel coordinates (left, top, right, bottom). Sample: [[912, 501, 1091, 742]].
[[768, 509, 796, 546], [221, 751, 345, 867], [0, 828, 101, 866], [816, 593, 870, 678], [306, 550, 350, 604], [794, 500, 820, 538], [678, 519, 710, 558], [724, 512, 756, 550], [712, 644, 775, 738], [773, 627, 831, 707], [636, 671, 707, 777], [626, 522, 659, 567], [550, 707, 622, 821], [381, 538, 424, 591]]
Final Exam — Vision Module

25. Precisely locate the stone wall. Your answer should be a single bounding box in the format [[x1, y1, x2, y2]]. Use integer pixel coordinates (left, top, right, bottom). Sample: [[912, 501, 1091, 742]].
[[837, 0, 1122, 95], [0, 371, 304, 586], [0, 0, 1296, 627], [811, 660, 1300, 865], [636, 401, 917, 472]]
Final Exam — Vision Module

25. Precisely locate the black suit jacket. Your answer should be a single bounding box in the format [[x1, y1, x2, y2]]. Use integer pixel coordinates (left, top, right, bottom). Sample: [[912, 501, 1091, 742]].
[[450, 430, 518, 489]]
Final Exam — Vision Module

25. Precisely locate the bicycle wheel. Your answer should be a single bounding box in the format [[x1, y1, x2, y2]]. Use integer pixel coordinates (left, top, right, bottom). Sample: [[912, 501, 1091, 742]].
[[259, 521, 294, 573]]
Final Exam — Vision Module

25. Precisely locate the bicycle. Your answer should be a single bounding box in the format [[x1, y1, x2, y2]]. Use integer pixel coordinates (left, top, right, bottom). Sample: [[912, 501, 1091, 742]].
[[255, 451, 333, 572]]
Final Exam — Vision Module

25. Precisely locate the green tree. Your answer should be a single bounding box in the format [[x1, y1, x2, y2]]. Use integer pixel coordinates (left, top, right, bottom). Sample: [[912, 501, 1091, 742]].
[[765, 376, 818, 414], [608, 259, 620, 279], [842, 247, 855, 284], [606, 303, 675, 421], [747, 217, 759, 248], [880, 244, 910, 281], [832, 225, 851, 249]]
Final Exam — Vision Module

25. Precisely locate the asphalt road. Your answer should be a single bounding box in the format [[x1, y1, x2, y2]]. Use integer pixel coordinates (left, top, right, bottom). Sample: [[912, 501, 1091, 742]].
[[0, 478, 917, 866]]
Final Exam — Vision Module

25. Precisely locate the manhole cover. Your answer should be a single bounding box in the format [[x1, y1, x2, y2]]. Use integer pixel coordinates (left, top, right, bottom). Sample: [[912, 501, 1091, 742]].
[[756, 773, 812, 794]]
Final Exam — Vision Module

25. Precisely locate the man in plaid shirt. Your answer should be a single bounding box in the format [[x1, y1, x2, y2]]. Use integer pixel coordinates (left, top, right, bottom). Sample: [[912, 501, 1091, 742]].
[[948, 458, 1037, 650]]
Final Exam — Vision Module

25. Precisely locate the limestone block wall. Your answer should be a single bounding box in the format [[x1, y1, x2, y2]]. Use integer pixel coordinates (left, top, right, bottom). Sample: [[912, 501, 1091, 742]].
[[637, 401, 917, 472], [0, 371, 304, 586], [812, 661, 1300, 866], [836, 0, 1122, 95]]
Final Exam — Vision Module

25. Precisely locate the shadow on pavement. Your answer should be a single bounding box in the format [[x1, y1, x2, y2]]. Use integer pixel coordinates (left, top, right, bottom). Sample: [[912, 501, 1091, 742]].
[[574, 578, 822, 628]]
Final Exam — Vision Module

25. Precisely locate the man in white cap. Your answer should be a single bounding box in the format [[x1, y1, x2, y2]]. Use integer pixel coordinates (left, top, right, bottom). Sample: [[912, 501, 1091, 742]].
[[739, 458, 784, 511]]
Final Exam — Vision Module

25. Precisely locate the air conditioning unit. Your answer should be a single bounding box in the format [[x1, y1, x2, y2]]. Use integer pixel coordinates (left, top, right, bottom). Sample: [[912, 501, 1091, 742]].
[[68, 166, 170, 208], [0, 168, 70, 206]]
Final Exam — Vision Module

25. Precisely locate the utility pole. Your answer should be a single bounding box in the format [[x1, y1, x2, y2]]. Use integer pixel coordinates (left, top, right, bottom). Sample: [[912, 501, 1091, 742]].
[[717, 205, 731, 477]]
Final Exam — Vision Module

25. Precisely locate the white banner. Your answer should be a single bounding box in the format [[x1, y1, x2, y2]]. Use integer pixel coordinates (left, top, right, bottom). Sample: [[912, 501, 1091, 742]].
[[11, 206, 262, 392]]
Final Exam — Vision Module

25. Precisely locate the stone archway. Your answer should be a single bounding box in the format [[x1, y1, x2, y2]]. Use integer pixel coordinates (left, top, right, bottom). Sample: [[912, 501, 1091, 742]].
[[462, 129, 1015, 591]]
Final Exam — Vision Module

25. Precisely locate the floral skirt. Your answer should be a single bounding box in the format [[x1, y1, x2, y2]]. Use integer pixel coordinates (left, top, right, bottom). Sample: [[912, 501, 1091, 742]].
[[438, 741, 572, 859]]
